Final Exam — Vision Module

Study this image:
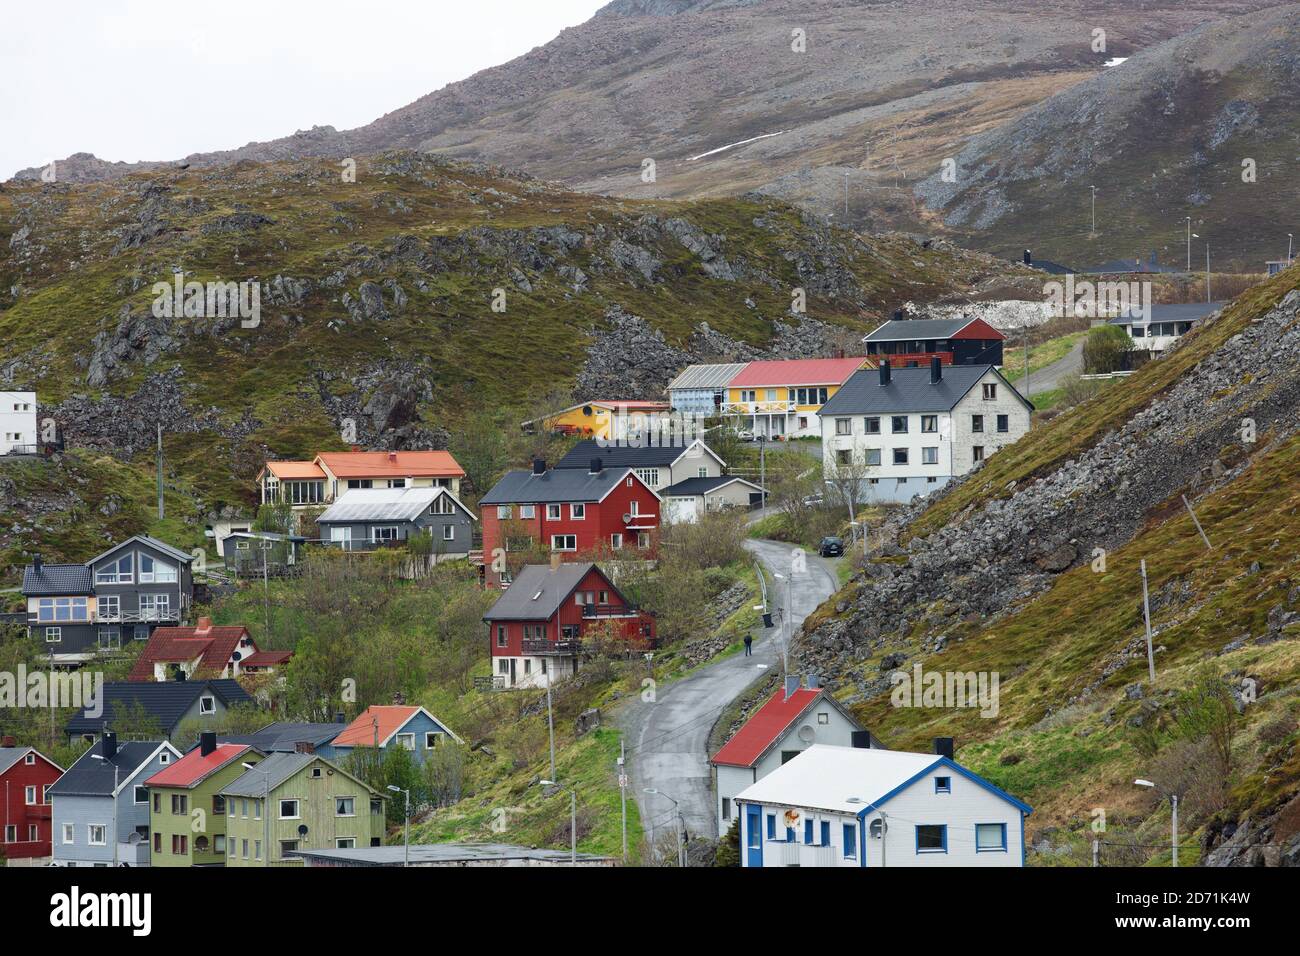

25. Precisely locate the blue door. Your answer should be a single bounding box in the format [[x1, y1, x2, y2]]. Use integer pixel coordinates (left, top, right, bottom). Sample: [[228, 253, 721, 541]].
[[745, 805, 763, 867]]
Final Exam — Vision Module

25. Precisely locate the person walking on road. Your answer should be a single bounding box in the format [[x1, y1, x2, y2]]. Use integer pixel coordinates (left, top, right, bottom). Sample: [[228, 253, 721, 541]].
[[743, 633, 753, 657]]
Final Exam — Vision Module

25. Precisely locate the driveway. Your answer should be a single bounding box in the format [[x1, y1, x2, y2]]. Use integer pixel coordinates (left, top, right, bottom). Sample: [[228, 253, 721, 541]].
[[616, 538, 840, 856], [1024, 338, 1083, 395]]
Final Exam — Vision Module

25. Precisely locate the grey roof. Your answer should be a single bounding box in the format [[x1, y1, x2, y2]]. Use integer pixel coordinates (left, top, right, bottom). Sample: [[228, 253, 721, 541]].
[[478, 467, 645, 505], [863, 318, 982, 342], [555, 439, 720, 471], [288, 843, 613, 866], [86, 534, 194, 567], [483, 563, 612, 621], [47, 739, 172, 796], [1110, 301, 1227, 325], [22, 563, 93, 596], [0, 746, 60, 776], [220, 722, 344, 753], [662, 476, 762, 497], [315, 486, 474, 524], [818, 365, 1032, 416], [666, 363, 747, 391], [221, 751, 318, 796], [64, 679, 253, 736]]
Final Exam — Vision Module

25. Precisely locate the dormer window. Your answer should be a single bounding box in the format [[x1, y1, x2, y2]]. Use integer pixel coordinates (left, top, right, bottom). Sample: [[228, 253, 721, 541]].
[[199, 695, 216, 715]]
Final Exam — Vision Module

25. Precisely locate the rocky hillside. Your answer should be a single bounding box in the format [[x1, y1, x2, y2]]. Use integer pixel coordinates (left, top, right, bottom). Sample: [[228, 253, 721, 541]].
[[12, 2, 1277, 237], [0, 151, 1021, 570], [799, 264, 1300, 864], [917, 3, 1300, 268]]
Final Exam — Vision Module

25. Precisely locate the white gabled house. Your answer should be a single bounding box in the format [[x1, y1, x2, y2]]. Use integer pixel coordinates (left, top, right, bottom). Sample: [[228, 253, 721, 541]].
[[0, 391, 38, 455], [818, 360, 1032, 505], [735, 740, 1031, 868]]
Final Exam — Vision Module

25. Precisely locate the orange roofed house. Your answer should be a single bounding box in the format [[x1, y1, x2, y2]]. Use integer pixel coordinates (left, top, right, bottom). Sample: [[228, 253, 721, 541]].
[[256, 449, 465, 512], [128, 617, 291, 682]]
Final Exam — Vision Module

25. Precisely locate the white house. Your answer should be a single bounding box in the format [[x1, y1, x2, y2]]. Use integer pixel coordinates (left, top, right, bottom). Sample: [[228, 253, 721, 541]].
[[662, 476, 765, 524], [736, 741, 1032, 868], [818, 360, 1032, 505], [1108, 301, 1225, 357], [711, 677, 873, 837], [0, 391, 37, 455]]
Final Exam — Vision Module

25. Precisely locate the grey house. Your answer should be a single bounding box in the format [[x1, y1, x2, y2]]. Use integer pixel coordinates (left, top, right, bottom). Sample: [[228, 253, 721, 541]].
[[65, 679, 254, 745], [554, 438, 728, 493], [22, 534, 195, 665], [315, 486, 476, 557], [48, 733, 181, 867]]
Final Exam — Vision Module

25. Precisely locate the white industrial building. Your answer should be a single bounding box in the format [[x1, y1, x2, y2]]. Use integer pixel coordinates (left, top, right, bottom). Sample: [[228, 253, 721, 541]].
[[736, 741, 1032, 868], [0, 391, 38, 455], [818, 361, 1032, 504]]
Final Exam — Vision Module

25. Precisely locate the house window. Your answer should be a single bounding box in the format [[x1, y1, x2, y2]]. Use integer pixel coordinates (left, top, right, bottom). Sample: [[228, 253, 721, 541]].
[[921, 415, 938, 433], [24, 786, 35, 804], [973, 446, 985, 463], [386, 478, 406, 489], [982, 383, 997, 400], [766, 814, 776, 840], [139, 593, 171, 620], [835, 449, 851, 466], [891, 416, 908, 434], [442, 524, 455, 541], [629, 500, 640, 517], [25, 754, 35, 766], [88, 825, 106, 846], [550, 535, 577, 552], [934, 776, 951, 794], [922, 447, 938, 465], [996, 414, 1009, 433], [44, 627, 61, 643], [820, 821, 830, 847], [171, 794, 188, 814], [37, 597, 88, 623], [843, 823, 857, 858], [336, 838, 356, 849], [971, 414, 984, 433], [571, 503, 585, 520], [280, 840, 299, 855], [520, 505, 535, 519], [371, 526, 399, 543], [97, 595, 120, 621], [139, 555, 177, 583], [916, 824, 947, 853], [430, 497, 456, 515], [199, 695, 216, 715], [279, 799, 300, 819], [336, 797, 356, 816], [214, 835, 226, 854], [804, 819, 814, 844], [285, 480, 325, 504], [697, 467, 708, 478], [347, 479, 373, 489], [610, 533, 623, 550], [634, 468, 660, 487], [637, 532, 650, 549], [892, 448, 909, 466], [133, 786, 147, 804], [213, 795, 226, 814], [95, 554, 133, 584], [865, 448, 881, 466], [546, 504, 562, 520], [498, 659, 509, 675], [864, 416, 881, 434], [835, 418, 851, 436], [722, 798, 731, 821], [395, 733, 416, 751], [159, 752, 169, 764], [172, 834, 188, 855], [241, 839, 249, 859], [62, 823, 74, 845], [194, 835, 209, 853], [497, 505, 513, 520], [976, 822, 1008, 852], [425, 732, 439, 749], [817, 711, 829, 725], [496, 625, 507, 648]]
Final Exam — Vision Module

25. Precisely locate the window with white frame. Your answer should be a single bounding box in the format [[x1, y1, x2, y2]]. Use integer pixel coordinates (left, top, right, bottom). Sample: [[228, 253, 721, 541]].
[[442, 524, 455, 541], [629, 500, 640, 517], [44, 627, 61, 643], [922, 447, 938, 465], [610, 533, 623, 550], [62, 823, 74, 844], [24, 786, 36, 804], [98, 595, 120, 621], [497, 505, 513, 520], [571, 503, 585, 519], [336, 797, 356, 816], [982, 383, 997, 400], [634, 468, 660, 488], [976, 822, 1007, 852], [396, 733, 415, 750], [336, 838, 356, 849], [520, 504, 535, 519], [199, 695, 216, 715], [37, 597, 88, 623], [371, 526, 400, 543], [546, 504, 561, 520], [139, 593, 170, 619], [96, 554, 133, 584], [835, 418, 851, 436], [88, 825, 106, 846], [279, 799, 300, 819], [139, 555, 177, 583], [551, 535, 577, 551], [425, 732, 439, 749]]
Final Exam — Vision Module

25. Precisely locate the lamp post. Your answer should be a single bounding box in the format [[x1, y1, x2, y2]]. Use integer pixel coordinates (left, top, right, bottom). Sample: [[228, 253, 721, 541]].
[[545, 680, 556, 785], [1090, 185, 1097, 234], [1135, 778, 1178, 867], [771, 572, 793, 675], [1185, 217, 1192, 272], [89, 754, 120, 867], [541, 780, 577, 865], [644, 787, 685, 867], [387, 785, 410, 867], [1290, 233, 1294, 263], [242, 762, 270, 866], [847, 797, 888, 867]]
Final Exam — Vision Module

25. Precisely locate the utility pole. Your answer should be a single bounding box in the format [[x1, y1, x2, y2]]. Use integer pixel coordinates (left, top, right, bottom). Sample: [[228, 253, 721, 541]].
[[156, 423, 164, 519], [1140, 559, 1156, 685], [545, 680, 556, 785], [1090, 185, 1097, 234], [1171, 794, 1179, 868], [1206, 243, 1212, 303], [618, 739, 628, 864], [1181, 494, 1212, 550], [1289, 233, 1294, 263], [1185, 217, 1192, 272], [387, 786, 410, 866], [1092, 838, 1100, 867], [1024, 331, 1030, 396], [844, 170, 849, 217], [879, 812, 888, 868], [569, 787, 577, 865], [758, 435, 766, 509]]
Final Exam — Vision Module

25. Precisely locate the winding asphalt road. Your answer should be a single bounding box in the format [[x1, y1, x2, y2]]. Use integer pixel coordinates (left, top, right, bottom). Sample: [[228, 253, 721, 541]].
[[1023, 338, 1084, 396], [616, 538, 839, 854]]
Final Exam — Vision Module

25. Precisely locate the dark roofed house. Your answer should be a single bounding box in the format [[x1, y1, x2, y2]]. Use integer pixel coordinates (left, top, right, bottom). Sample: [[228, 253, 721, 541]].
[[863, 317, 1005, 368], [554, 438, 727, 494], [219, 720, 346, 755], [64, 679, 254, 744], [1108, 300, 1226, 356], [0, 739, 63, 859]]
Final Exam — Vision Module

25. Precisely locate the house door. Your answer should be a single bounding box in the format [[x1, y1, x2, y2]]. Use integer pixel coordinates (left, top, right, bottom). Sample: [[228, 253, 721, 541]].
[[745, 805, 763, 868], [330, 527, 351, 548], [509, 658, 516, 686]]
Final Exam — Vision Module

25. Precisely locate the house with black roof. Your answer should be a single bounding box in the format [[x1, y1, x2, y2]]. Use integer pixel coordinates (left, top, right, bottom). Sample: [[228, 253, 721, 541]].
[[554, 438, 726, 492], [22, 534, 195, 665], [1108, 301, 1226, 356], [863, 317, 1006, 368], [64, 679, 254, 745], [819, 360, 1032, 504]]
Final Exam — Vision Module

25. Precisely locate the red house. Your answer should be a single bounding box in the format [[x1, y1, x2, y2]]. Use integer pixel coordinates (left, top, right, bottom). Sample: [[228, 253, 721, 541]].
[[483, 561, 656, 688], [863, 316, 1006, 368], [128, 618, 291, 682], [478, 459, 660, 587], [0, 738, 63, 860]]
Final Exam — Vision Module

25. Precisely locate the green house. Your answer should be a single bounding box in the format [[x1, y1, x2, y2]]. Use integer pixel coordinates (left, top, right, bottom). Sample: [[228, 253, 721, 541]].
[[144, 734, 265, 867], [220, 750, 387, 866]]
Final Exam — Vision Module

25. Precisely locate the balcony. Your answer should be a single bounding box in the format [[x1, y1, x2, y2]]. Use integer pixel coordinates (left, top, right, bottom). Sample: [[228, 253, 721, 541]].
[[521, 638, 584, 656], [580, 603, 637, 618], [721, 401, 795, 416], [93, 607, 181, 624]]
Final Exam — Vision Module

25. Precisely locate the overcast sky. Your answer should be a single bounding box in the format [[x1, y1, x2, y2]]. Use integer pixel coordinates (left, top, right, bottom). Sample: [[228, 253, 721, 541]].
[[0, 0, 607, 180]]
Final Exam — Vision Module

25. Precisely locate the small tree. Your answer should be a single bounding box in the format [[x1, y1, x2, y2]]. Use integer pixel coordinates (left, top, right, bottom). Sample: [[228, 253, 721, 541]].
[[1083, 324, 1134, 374], [824, 448, 872, 537]]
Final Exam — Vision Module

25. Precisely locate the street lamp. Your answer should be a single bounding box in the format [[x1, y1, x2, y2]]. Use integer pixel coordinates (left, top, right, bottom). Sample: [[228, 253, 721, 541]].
[[847, 797, 888, 867], [1090, 185, 1097, 234], [89, 754, 120, 867], [643, 787, 685, 867], [387, 785, 410, 867], [771, 572, 793, 674], [1185, 217, 1192, 272], [1135, 778, 1178, 867], [242, 761, 270, 866], [541, 780, 578, 865]]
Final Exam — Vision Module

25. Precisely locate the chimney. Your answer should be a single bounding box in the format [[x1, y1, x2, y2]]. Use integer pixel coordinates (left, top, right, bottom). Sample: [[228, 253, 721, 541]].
[[550, 552, 561, 571], [851, 730, 873, 750], [930, 356, 943, 384], [933, 737, 955, 760], [388, 450, 397, 462], [195, 616, 213, 634], [200, 731, 216, 757], [334, 711, 346, 724], [102, 731, 118, 761], [807, 673, 820, 690], [350, 444, 360, 453], [0, 735, 15, 748], [392, 691, 406, 706], [532, 457, 546, 476], [892, 308, 904, 322], [1023, 249, 1032, 266], [783, 675, 800, 700], [295, 741, 316, 754], [32, 553, 42, 572], [589, 457, 602, 475], [878, 360, 891, 387]]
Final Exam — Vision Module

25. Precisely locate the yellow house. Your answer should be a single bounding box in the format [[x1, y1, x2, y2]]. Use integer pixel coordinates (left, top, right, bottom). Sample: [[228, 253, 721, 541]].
[[524, 400, 670, 441], [724, 357, 868, 438]]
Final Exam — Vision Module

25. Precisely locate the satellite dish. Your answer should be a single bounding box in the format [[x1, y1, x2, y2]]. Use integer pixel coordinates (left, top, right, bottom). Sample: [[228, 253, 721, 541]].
[[781, 808, 800, 828], [231, 651, 242, 662], [797, 724, 816, 744], [298, 824, 309, 836], [622, 514, 632, 523]]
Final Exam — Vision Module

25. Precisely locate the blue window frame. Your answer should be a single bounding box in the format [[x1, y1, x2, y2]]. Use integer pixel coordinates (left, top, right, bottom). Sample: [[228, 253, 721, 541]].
[[934, 776, 951, 794], [803, 819, 813, 844], [843, 823, 856, 858], [916, 824, 948, 853], [975, 822, 1008, 852], [747, 814, 761, 849], [820, 821, 830, 847], [766, 813, 776, 840]]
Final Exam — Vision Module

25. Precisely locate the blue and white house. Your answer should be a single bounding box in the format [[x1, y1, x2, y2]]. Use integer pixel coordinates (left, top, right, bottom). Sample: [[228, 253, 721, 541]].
[[328, 704, 463, 767], [735, 741, 1031, 868], [47, 733, 182, 867]]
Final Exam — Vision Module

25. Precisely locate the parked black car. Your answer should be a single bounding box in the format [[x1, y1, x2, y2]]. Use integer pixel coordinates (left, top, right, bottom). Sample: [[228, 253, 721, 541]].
[[818, 536, 844, 557]]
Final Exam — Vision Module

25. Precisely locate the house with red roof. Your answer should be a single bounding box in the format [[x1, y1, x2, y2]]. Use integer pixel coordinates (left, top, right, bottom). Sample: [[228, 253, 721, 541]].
[[256, 449, 465, 516], [0, 737, 63, 861], [710, 677, 872, 837], [328, 703, 462, 767], [144, 733, 264, 867], [722, 357, 868, 439], [128, 617, 290, 682], [862, 316, 1006, 368]]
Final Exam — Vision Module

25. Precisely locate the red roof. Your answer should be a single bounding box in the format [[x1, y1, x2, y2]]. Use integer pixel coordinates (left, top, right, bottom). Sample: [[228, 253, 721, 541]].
[[316, 450, 465, 479], [262, 460, 326, 479], [332, 705, 421, 748], [729, 357, 867, 388], [144, 743, 251, 788], [128, 620, 254, 681], [242, 650, 292, 668], [711, 688, 823, 767]]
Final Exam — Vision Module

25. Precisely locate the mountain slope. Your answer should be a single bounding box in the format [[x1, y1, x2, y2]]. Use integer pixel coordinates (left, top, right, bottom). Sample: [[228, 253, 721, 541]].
[[799, 265, 1300, 864], [917, 3, 1300, 268]]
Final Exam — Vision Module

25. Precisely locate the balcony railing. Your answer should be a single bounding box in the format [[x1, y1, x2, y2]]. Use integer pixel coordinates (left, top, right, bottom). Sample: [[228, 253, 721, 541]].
[[521, 638, 585, 656], [473, 675, 506, 692], [580, 603, 638, 618], [721, 401, 795, 416]]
